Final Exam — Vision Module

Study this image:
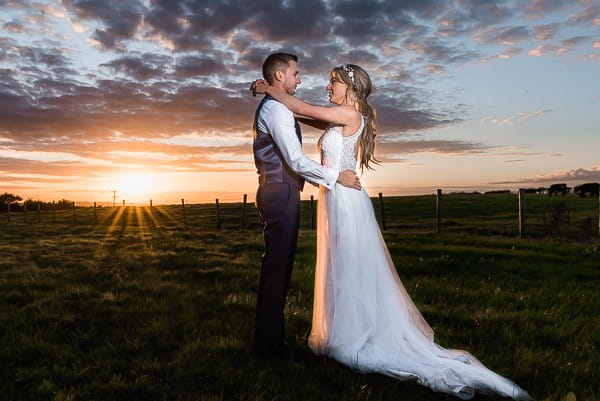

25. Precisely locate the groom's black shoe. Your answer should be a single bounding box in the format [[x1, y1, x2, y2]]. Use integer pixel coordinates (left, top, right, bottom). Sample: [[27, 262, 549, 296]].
[[254, 338, 301, 359], [254, 339, 317, 364], [254, 341, 287, 358]]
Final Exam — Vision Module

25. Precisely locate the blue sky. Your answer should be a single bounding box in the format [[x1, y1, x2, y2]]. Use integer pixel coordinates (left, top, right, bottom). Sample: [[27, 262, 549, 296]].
[[0, 0, 598, 203]]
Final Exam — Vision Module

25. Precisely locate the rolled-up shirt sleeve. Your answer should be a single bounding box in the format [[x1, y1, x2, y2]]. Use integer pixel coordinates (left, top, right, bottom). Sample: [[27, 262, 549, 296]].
[[258, 99, 338, 190]]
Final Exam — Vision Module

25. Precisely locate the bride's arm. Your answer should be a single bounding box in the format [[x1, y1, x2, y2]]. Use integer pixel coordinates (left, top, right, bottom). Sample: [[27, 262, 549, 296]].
[[295, 116, 329, 130], [254, 80, 357, 127]]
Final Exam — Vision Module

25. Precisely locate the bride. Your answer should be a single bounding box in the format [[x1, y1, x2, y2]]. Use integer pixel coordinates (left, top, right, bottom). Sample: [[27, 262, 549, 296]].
[[252, 64, 530, 400]]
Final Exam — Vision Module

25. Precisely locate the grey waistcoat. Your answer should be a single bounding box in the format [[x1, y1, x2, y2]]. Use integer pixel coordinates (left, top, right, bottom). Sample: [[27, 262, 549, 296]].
[[253, 96, 305, 191]]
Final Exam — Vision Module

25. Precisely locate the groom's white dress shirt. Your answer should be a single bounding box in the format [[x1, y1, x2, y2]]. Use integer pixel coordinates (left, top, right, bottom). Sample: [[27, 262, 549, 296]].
[[256, 98, 338, 190]]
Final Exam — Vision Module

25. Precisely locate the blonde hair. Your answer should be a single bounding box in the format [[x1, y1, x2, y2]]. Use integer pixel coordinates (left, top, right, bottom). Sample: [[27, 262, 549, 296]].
[[332, 64, 379, 171]]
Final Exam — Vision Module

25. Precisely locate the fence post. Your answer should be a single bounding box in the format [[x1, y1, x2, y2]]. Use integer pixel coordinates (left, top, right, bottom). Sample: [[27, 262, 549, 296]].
[[378, 192, 386, 231], [7, 202, 11, 223], [436, 189, 442, 234], [518, 189, 526, 238], [310, 195, 315, 230], [23, 202, 27, 223], [181, 198, 187, 226], [146, 199, 155, 228], [216, 198, 221, 229], [242, 194, 247, 228], [72, 201, 76, 223], [94, 202, 97, 225], [52, 201, 55, 222], [121, 200, 126, 228], [37, 203, 41, 223]]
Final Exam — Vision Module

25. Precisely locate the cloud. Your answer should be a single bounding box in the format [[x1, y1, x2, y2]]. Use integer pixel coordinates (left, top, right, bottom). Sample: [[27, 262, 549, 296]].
[[0, 157, 123, 182], [0, 138, 255, 178], [525, 0, 570, 19], [498, 47, 523, 59], [100, 54, 169, 81], [437, 0, 514, 37], [140, 0, 335, 51], [533, 23, 561, 40], [3, 19, 26, 33], [487, 146, 544, 157], [480, 110, 551, 126], [246, 0, 332, 42], [60, 0, 146, 49], [0, 172, 79, 182], [377, 138, 492, 155], [426, 64, 445, 74], [561, 35, 588, 47], [480, 47, 522, 62], [372, 87, 464, 134], [528, 44, 569, 56], [565, 5, 600, 27], [476, 26, 531, 46], [491, 165, 600, 184], [0, 146, 110, 164], [173, 55, 228, 78], [13, 44, 71, 67], [402, 37, 479, 65]]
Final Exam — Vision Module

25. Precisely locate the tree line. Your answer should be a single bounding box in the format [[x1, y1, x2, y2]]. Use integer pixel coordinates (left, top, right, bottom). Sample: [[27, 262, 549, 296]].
[[0, 193, 74, 212]]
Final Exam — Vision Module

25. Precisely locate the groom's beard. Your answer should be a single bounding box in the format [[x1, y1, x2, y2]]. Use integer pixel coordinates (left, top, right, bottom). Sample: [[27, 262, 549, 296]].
[[283, 82, 297, 95]]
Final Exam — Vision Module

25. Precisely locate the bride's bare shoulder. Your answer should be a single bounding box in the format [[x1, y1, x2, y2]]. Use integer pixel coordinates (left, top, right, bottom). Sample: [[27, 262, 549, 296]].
[[337, 106, 362, 136]]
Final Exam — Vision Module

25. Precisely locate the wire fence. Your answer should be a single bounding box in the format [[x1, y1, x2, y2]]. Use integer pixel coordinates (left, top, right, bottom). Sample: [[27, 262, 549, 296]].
[[1, 190, 599, 240]]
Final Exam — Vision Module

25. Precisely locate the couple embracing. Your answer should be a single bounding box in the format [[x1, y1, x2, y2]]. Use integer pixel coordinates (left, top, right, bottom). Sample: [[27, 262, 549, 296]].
[[250, 52, 529, 400]]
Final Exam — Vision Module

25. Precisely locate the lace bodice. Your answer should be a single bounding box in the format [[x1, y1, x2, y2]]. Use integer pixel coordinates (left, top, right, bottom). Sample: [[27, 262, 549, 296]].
[[318, 117, 364, 172]]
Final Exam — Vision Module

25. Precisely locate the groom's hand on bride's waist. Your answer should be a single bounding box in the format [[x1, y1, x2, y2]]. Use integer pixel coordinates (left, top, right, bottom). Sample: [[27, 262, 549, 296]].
[[337, 170, 361, 190]]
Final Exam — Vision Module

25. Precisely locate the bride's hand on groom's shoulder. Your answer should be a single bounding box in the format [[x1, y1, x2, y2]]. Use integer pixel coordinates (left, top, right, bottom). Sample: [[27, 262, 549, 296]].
[[250, 79, 269, 97]]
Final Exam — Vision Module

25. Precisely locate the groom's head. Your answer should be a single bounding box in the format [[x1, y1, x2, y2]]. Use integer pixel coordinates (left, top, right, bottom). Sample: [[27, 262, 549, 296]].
[[262, 52, 300, 95]]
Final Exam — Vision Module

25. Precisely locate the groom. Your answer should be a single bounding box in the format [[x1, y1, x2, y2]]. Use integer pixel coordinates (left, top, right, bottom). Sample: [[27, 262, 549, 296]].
[[252, 52, 361, 356]]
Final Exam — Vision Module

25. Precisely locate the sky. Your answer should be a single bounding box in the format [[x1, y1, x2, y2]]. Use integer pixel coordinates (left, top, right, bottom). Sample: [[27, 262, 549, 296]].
[[0, 0, 598, 204]]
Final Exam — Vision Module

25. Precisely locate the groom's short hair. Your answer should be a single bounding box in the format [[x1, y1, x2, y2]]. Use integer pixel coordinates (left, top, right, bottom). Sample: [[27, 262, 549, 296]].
[[262, 52, 298, 84]]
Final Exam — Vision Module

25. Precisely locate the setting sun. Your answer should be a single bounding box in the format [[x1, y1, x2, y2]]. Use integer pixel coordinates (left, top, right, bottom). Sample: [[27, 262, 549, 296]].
[[115, 173, 154, 202]]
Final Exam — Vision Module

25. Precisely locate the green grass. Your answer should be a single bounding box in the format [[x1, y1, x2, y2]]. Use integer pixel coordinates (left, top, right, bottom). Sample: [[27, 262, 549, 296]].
[[0, 194, 598, 401]]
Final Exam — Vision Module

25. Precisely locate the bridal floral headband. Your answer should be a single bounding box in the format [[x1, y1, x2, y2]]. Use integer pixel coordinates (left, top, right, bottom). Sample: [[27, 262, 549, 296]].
[[343, 64, 355, 85]]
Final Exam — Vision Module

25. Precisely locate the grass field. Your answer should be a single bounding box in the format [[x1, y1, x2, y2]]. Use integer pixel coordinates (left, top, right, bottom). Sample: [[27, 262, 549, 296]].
[[0, 194, 598, 401]]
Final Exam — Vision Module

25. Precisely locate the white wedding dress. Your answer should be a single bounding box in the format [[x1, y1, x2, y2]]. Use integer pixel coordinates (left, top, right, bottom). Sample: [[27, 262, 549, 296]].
[[308, 118, 530, 400]]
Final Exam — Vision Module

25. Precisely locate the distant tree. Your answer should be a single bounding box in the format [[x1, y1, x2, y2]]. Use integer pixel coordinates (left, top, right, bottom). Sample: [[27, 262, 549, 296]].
[[0, 194, 75, 212], [56, 199, 74, 209], [24, 198, 40, 208], [0, 193, 23, 212], [0, 193, 22, 204]]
